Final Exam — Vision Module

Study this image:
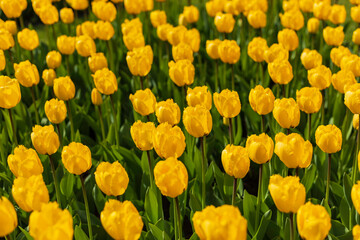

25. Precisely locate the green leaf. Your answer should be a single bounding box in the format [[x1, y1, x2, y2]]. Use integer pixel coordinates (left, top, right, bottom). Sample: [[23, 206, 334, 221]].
[[301, 164, 317, 193], [19, 226, 34, 240], [144, 186, 159, 223], [148, 222, 171, 240], [74, 225, 90, 240], [251, 210, 272, 240], [343, 173, 352, 208], [60, 171, 75, 198], [340, 197, 350, 230], [243, 190, 257, 236], [92, 185, 106, 214], [189, 190, 202, 212]]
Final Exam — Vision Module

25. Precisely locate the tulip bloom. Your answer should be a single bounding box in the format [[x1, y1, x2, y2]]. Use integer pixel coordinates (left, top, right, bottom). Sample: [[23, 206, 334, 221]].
[[332, 70, 356, 94], [300, 48, 322, 70], [126, 45, 153, 77], [88, 52, 108, 73], [92, 1, 117, 22], [42, 69, 56, 87], [57, 35, 76, 55], [101, 200, 143, 240], [153, 123, 186, 159], [308, 65, 332, 90], [249, 85, 275, 115], [247, 10, 267, 29], [75, 35, 96, 57], [0, 197, 18, 237], [91, 88, 103, 106], [307, 17, 319, 34], [330, 46, 351, 68], [323, 26, 344, 47], [296, 87, 323, 114], [53, 76, 75, 101], [17, 28, 39, 51], [46, 51, 62, 69], [214, 12, 235, 33], [277, 28, 299, 51], [172, 42, 193, 62], [186, 86, 212, 110], [265, 43, 289, 63], [246, 133, 274, 164], [130, 120, 156, 151], [183, 105, 213, 138], [345, 83, 360, 114], [206, 39, 221, 60], [340, 54, 360, 77], [0, 76, 21, 109], [7, 145, 43, 178], [273, 98, 300, 129], [155, 99, 181, 126], [129, 88, 156, 116], [168, 60, 195, 87], [154, 157, 188, 198], [193, 205, 247, 240], [31, 125, 60, 155], [150, 10, 167, 28], [213, 89, 241, 118], [60, 8, 74, 24], [218, 40, 240, 64], [248, 37, 268, 63], [279, 10, 304, 31], [222, 145, 250, 179], [315, 125, 342, 154], [268, 60, 293, 85], [95, 161, 129, 196], [93, 68, 118, 95], [14, 60, 40, 88], [62, 142, 92, 175], [45, 98, 67, 124], [268, 175, 306, 213]]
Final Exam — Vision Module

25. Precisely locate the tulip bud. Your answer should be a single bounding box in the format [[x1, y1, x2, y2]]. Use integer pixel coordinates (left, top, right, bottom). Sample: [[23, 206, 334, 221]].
[[206, 39, 221, 60], [94, 20, 115, 41], [214, 12, 235, 33], [249, 85, 275, 115], [297, 202, 331, 240], [155, 99, 181, 126], [345, 83, 360, 114], [153, 122, 186, 159], [354, 114, 359, 130], [264, 43, 289, 63], [331, 46, 351, 68], [92, 1, 117, 22], [268, 175, 306, 213], [0, 0, 25, 18], [76, 35, 96, 57], [167, 25, 187, 46], [14, 60, 40, 88], [246, 133, 274, 164], [218, 40, 240, 64], [308, 65, 332, 90], [307, 17, 319, 34], [172, 42, 193, 62], [57, 35, 76, 55], [247, 10, 267, 29], [278, 28, 298, 51], [275, 133, 313, 168], [124, 0, 143, 15], [126, 45, 153, 76], [183, 5, 199, 23], [315, 125, 342, 153], [62, 142, 92, 175], [46, 51, 62, 69], [93, 68, 118, 95], [157, 23, 173, 41], [205, 0, 224, 17], [168, 60, 195, 87], [31, 125, 60, 155], [329, 4, 346, 25], [42, 69, 56, 87], [183, 105, 212, 138], [95, 161, 129, 196], [7, 145, 43, 178], [300, 48, 322, 70], [53, 76, 75, 101], [193, 205, 247, 240], [313, 1, 331, 20], [60, 8, 74, 24], [186, 86, 212, 110], [12, 175, 49, 212], [29, 202, 73, 240], [100, 200, 143, 240], [130, 120, 155, 151], [247, 37, 268, 63], [332, 70, 356, 94], [150, 10, 167, 28], [273, 98, 300, 129], [354, 225, 360, 240], [268, 60, 293, 85], [0, 196, 17, 237], [91, 88, 103, 106], [88, 52, 108, 73], [0, 29, 14, 50], [39, 5, 59, 25], [222, 145, 250, 179], [296, 87, 323, 115], [154, 157, 188, 198], [183, 28, 201, 53], [0, 76, 21, 109], [129, 88, 156, 116], [214, 89, 241, 118], [323, 26, 344, 47], [45, 98, 67, 124], [352, 6, 360, 23], [18, 28, 39, 51], [279, 10, 304, 31]]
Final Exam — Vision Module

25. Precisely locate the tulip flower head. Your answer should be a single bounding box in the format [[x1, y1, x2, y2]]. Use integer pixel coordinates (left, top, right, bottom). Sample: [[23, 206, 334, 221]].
[[222, 145, 250, 179], [155, 99, 181, 126], [0, 76, 21, 109], [129, 88, 157, 116], [130, 120, 156, 151], [31, 125, 60, 155], [95, 161, 129, 196], [246, 133, 274, 164], [0, 196, 18, 237], [315, 125, 342, 154]]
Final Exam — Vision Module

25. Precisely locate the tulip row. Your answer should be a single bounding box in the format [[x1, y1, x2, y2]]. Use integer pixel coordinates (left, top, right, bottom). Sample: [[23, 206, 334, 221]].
[[2, 0, 360, 240]]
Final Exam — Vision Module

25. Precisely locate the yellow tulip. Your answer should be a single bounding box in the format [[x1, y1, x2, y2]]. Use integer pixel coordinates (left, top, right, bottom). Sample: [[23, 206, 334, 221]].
[[129, 88, 157, 116], [95, 161, 129, 196], [14, 60, 40, 87], [7, 145, 43, 178], [296, 87, 323, 114], [0, 197, 18, 237], [222, 145, 250, 179], [213, 89, 241, 118], [249, 85, 275, 115], [246, 133, 274, 164], [155, 99, 181, 126], [273, 98, 300, 129], [186, 86, 212, 110], [17, 28, 39, 51], [130, 120, 155, 151], [308, 65, 332, 90], [92, 68, 118, 95], [62, 142, 92, 175], [315, 125, 342, 154], [53, 76, 75, 101], [31, 125, 60, 155], [183, 105, 213, 138], [0, 76, 21, 109]]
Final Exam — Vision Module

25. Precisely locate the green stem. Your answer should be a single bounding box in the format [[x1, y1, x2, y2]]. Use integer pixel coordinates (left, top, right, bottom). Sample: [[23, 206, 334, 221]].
[[30, 86, 40, 124], [5, 234, 11, 240], [259, 62, 264, 86], [46, 25, 52, 49], [48, 154, 61, 207], [321, 90, 325, 125], [175, 197, 182, 240], [19, 15, 25, 29], [66, 55, 71, 76], [232, 177, 237, 205], [146, 150, 154, 187], [110, 95, 119, 145], [261, 115, 265, 133], [51, 24, 57, 47], [307, 113, 311, 141], [66, 100, 75, 141], [231, 64, 235, 90], [30, 50, 34, 63], [352, 129, 360, 186], [80, 175, 93, 240], [255, 164, 263, 230], [282, 84, 286, 98], [106, 40, 114, 72], [215, 60, 219, 92], [140, 76, 144, 90], [325, 153, 331, 206], [289, 213, 296, 240], [8, 108, 18, 145], [97, 106, 106, 141], [229, 117, 234, 144], [56, 124, 63, 150], [201, 136, 207, 209]]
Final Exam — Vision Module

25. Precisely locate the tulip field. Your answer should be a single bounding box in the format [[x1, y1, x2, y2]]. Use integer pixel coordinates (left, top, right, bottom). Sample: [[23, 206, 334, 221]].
[[4, 0, 360, 239]]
